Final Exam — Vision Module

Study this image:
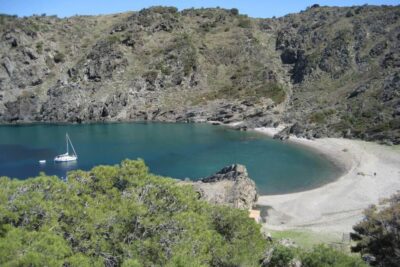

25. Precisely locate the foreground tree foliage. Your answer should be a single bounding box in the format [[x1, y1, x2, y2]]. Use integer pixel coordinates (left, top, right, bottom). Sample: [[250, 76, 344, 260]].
[[351, 192, 400, 267], [300, 245, 367, 267], [262, 244, 367, 267], [0, 160, 266, 266], [0, 159, 370, 266]]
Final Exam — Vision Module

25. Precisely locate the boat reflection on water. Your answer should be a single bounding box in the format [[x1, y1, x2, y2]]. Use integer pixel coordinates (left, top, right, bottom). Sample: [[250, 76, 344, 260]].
[[58, 160, 78, 167], [58, 160, 78, 182], [58, 160, 78, 173]]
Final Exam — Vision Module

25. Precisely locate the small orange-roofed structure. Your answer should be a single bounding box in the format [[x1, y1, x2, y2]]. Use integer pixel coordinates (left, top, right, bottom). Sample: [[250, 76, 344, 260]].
[[249, 209, 261, 223]]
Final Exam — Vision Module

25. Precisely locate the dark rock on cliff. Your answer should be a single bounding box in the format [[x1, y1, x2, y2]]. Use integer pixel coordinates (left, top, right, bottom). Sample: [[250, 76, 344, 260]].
[[3, 92, 39, 122], [347, 85, 369, 99], [75, 39, 128, 82]]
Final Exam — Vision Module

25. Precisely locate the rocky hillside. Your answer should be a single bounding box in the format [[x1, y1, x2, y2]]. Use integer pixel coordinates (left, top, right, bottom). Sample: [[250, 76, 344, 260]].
[[0, 5, 399, 144]]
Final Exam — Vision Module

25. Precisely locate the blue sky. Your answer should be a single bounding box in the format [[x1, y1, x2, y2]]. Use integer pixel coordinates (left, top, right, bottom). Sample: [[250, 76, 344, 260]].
[[0, 0, 398, 18]]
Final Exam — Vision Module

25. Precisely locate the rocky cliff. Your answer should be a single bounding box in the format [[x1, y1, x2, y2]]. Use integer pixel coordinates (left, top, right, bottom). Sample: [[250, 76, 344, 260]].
[[181, 164, 258, 209], [0, 5, 399, 143]]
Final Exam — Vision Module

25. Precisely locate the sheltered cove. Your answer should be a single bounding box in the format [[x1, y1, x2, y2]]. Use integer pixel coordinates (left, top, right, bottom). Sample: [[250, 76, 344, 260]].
[[254, 126, 400, 234], [1, 121, 400, 235], [0, 122, 340, 195]]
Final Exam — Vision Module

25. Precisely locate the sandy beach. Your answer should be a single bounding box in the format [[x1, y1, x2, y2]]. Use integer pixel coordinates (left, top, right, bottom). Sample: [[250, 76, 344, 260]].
[[254, 127, 400, 234]]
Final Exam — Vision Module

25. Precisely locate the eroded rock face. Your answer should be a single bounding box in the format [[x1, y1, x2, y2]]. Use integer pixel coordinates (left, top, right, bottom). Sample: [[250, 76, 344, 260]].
[[83, 40, 128, 82], [0, 6, 399, 144], [186, 164, 258, 209]]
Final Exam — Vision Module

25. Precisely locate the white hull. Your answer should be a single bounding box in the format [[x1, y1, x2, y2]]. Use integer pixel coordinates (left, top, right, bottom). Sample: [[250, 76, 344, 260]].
[[54, 134, 78, 162], [54, 155, 77, 162]]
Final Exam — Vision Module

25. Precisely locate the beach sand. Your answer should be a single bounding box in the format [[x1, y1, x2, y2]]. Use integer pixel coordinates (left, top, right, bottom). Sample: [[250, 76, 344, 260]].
[[254, 127, 400, 234]]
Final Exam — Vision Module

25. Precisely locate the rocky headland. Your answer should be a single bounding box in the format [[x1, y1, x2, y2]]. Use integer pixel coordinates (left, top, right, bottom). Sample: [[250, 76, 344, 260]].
[[181, 164, 258, 210]]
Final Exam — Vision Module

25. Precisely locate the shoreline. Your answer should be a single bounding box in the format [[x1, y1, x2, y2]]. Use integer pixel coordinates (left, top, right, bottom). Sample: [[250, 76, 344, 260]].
[[254, 126, 351, 179], [2, 120, 399, 234], [254, 126, 400, 234]]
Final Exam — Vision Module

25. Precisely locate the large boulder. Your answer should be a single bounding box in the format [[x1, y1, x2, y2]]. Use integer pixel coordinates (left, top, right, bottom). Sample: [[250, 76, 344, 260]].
[[186, 164, 258, 209]]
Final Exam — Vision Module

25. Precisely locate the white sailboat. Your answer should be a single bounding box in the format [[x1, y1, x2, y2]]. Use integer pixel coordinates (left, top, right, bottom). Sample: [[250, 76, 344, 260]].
[[54, 133, 78, 162]]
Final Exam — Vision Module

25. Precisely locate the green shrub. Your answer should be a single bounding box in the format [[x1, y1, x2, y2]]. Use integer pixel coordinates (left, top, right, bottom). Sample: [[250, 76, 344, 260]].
[[264, 244, 366, 267], [0, 227, 72, 266], [310, 112, 326, 124], [346, 10, 355, 17], [230, 8, 239, 16], [107, 34, 121, 44], [0, 14, 18, 25], [53, 51, 65, 63], [301, 245, 366, 267], [174, 33, 198, 76], [238, 15, 252, 28], [351, 193, 400, 266], [193, 81, 286, 105], [143, 70, 158, 84], [269, 245, 297, 267], [144, 6, 178, 14], [309, 109, 335, 124], [255, 83, 286, 104], [183, 48, 197, 76], [0, 160, 266, 266], [157, 64, 172, 76], [35, 41, 43, 54]]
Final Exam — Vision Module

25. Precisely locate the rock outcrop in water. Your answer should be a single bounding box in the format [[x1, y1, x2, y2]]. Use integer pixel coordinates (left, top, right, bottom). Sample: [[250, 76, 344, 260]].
[[0, 5, 399, 144], [183, 164, 258, 209]]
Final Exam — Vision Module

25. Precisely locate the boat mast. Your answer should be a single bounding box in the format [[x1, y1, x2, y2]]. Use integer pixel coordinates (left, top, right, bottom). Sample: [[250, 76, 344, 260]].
[[67, 134, 78, 157], [66, 133, 69, 154]]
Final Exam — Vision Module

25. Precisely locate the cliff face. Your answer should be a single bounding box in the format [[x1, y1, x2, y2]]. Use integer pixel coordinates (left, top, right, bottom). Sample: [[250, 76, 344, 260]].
[[187, 164, 258, 210], [0, 5, 399, 144]]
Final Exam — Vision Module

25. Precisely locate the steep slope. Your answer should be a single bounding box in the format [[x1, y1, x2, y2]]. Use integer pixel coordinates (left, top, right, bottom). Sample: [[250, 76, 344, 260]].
[[0, 5, 399, 144], [0, 8, 288, 125], [275, 5, 400, 144]]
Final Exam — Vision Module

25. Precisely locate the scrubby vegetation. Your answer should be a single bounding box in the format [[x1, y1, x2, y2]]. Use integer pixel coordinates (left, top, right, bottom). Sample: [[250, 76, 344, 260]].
[[351, 192, 400, 267], [0, 160, 266, 266], [53, 51, 65, 63], [0, 159, 377, 266], [263, 244, 367, 267]]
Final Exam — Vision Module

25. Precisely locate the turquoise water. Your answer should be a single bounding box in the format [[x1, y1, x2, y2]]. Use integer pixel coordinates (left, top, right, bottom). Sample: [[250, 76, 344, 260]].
[[0, 122, 340, 194]]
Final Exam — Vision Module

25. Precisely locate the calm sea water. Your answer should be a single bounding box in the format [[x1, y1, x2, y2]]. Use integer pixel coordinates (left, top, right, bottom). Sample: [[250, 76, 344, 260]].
[[0, 122, 340, 194]]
